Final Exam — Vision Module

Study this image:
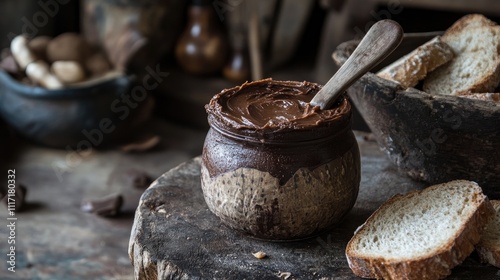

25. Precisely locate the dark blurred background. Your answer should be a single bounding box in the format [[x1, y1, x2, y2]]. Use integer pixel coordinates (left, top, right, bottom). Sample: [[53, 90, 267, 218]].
[[1, 0, 500, 132], [1, 2, 500, 278]]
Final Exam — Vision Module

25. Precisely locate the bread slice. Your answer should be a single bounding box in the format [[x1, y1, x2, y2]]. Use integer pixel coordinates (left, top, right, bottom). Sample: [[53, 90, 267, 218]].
[[423, 14, 500, 95], [377, 36, 454, 88], [460, 92, 500, 102], [345, 180, 495, 280], [476, 200, 500, 268], [442, 13, 497, 29]]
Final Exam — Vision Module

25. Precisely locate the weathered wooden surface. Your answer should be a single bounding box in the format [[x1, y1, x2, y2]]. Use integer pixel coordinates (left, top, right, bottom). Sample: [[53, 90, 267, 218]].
[[129, 132, 500, 279], [0, 120, 206, 279]]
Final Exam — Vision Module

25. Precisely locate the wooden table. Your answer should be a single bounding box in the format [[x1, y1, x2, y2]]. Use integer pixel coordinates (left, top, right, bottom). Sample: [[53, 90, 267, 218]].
[[0, 120, 206, 279], [129, 132, 500, 279]]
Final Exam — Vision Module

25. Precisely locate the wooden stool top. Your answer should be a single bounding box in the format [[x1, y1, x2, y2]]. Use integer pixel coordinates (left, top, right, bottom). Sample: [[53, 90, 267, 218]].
[[129, 132, 498, 279]]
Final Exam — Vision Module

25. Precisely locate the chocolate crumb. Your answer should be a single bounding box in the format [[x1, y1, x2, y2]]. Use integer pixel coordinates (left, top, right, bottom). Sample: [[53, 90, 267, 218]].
[[2, 184, 27, 211], [81, 193, 123, 217], [125, 169, 153, 189]]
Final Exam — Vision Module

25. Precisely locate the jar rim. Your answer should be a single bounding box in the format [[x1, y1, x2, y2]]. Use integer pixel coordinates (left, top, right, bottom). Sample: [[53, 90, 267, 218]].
[[208, 115, 352, 145], [205, 79, 353, 144]]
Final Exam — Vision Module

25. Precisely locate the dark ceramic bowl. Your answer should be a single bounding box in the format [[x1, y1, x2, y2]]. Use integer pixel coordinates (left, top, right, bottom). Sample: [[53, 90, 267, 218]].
[[334, 32, 500, 198], [0, 71, 154, 148]]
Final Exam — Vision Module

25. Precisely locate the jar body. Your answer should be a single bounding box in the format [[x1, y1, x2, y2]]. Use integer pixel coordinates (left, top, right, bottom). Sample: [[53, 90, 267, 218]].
[[201, 121, 360, 240]]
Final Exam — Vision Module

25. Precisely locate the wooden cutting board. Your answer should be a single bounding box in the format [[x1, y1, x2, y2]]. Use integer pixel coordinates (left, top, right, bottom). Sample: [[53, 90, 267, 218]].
[[129, 132, 499, 279]]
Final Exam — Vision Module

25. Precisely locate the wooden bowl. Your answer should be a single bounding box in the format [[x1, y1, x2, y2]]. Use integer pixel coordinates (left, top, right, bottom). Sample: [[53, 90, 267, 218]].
[[0, 71, 153, 148], [334, 32, 500, 198]]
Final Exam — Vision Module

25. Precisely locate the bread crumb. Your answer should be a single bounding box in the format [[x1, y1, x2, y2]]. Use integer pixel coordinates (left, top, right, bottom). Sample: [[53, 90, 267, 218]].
[[277, 271, 292, 279], [252, 251, 267, 259]]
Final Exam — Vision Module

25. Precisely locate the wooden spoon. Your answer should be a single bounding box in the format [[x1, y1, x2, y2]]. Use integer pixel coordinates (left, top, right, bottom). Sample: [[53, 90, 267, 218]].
[[310, 19, 403, 109]]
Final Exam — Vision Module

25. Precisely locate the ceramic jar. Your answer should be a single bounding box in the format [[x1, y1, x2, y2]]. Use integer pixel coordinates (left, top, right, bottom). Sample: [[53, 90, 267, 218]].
[[201, 79, 360, 240]]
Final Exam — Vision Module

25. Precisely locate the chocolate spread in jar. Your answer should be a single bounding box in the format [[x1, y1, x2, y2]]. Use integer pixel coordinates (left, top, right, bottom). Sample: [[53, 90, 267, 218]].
[[206, 78, 350, 131], [203, 78, 355, 184], [201, 79, 360, 240]]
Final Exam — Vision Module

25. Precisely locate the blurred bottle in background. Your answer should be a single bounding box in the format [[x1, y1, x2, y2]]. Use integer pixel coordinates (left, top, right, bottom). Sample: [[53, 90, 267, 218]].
[[175, 0, 229, 76]]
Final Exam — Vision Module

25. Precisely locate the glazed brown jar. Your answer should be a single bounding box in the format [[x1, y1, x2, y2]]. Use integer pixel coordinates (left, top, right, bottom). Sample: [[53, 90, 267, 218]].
[[201, 79, 360, 240]]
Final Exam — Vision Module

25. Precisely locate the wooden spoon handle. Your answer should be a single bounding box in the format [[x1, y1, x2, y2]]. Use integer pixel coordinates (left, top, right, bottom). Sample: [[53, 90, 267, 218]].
[[310, 19, 403, 109]]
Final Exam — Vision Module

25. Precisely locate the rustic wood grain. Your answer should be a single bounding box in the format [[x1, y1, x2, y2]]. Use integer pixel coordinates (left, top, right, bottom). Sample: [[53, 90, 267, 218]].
[[0, 120, 205, 279], [129, 132, 499, 279]]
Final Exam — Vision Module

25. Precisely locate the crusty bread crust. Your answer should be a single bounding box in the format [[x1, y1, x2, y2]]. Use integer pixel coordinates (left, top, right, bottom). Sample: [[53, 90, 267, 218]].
[[441, 14, 496, 34], [346, 181, 495, 280], [476, 200, 500, 268], [377, 36, 454, 88]]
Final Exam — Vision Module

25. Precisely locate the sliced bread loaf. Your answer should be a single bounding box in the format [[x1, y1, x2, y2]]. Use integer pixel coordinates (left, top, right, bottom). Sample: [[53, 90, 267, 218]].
[[377, 36, 454, 88], [345, 180, 495, 280], [442, 13, 496, 29], [476, 200, 500, 268], [423, 14, 500, 95]]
